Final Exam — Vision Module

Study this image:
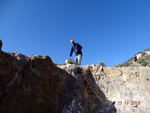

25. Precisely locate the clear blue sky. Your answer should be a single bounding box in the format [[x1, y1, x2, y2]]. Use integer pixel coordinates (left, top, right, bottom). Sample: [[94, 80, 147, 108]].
[[0, 0, 150, 67]]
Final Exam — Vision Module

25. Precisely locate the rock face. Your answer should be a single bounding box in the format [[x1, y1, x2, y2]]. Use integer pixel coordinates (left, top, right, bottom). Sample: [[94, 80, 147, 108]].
[[0, 52, 115, 113], [60, 65, 150, 113], [0, 40, 2, 51], [0, 52, 65, 113], [89, 66, 150, 113], [0, 52, 149, 113]]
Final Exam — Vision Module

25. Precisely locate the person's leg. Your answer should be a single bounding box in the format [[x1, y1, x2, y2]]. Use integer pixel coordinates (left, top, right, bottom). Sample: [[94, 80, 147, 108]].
[[77, 54, 82, 65], [74, 56, 78, 65]]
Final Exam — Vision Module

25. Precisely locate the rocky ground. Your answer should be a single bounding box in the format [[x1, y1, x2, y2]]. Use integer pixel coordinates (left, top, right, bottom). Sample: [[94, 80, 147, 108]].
[[0, 51, 150, 113], [59, 64, 150, 113], [90, 66, 150, 113]]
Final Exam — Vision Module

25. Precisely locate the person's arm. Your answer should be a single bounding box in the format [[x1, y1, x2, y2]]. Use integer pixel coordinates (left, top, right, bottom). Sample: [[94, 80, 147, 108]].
[[77, 43, 82, 51], [69, 47, 73, 58]]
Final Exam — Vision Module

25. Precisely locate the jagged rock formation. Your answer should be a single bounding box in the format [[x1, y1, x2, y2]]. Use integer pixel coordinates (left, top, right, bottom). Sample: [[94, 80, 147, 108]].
[[0, 40, 2, 51], [60, 64, 150, 113], [0, 51, 150, 113], [114, 48, 150, 67], [0, 52, 115, 113], [90, 66, 150, 113]]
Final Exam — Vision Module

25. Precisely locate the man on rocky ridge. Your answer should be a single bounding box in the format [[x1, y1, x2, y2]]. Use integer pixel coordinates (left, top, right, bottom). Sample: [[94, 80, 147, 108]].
[[69, 40, 82, 65]]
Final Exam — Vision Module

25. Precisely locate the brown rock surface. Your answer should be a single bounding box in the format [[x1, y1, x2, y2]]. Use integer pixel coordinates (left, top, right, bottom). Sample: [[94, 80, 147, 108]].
[[0, 40, 2, 51], [0, 52, 66, 113], [87, 66, 150, 113], [60, 64, 150, 113], [0, 52, 116, 113]]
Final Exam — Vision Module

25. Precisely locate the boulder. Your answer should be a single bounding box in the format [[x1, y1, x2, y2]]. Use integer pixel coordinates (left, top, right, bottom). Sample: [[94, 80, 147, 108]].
[[65, 59, 74, 64]]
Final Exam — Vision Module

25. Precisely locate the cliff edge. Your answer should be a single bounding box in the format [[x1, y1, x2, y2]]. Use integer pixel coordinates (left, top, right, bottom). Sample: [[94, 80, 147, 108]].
[[0, 51, 149, 113], [0, 52, 115, 113]]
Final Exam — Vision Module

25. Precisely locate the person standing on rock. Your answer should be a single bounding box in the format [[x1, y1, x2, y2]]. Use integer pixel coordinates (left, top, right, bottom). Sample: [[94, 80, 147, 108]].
[[69, 40, 83, 65], [0, 39, 2, 51], [133, 55, 137, 62]]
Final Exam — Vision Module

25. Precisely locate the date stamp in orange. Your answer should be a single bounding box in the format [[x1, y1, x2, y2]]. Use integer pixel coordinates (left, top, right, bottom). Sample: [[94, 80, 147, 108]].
[[117, 100, 141, 106]]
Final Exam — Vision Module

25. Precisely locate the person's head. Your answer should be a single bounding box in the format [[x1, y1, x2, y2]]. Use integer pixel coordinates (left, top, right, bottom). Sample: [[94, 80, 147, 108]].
[[70, 40, 75, 45]]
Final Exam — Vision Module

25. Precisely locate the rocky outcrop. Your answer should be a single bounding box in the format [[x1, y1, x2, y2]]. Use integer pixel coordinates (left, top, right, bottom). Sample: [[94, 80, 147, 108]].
[[59, 65, 116, 113], [59, 64, 150, 113], [0, 51, 150, 113], [0, 52, 115, 113], [114, 48, 150, 67], [0, 52, 66, 113], [89, 66, 150, 113], [0, 40, 2, 51]]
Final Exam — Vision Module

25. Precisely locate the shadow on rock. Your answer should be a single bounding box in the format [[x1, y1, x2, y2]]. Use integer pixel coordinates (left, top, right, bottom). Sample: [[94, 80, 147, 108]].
[[0, 52, 116, 113], [58, 65, 117, 113]]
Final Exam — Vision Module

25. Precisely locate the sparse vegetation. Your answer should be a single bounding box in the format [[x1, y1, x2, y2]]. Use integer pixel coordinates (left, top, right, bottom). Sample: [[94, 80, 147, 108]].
[[146, 56, 150, 61], [137, 57, 145, 64], [54, 63, 59, 65], [141, 52, 146, 57], [138, 51, 143, 54], [144, 48, 150, 51], [60, 63, 66, 65], [54, 62, 66, 65], [114, 48, 150, 67], [146, 64, 150, 67], [99, 61, 106, 67], [141, 61, 149, 66]]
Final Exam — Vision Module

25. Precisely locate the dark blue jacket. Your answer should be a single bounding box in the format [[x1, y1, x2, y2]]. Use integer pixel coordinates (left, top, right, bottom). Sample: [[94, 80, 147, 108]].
[[70, 43, 82, 57]]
